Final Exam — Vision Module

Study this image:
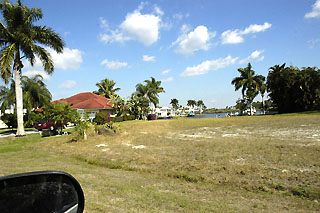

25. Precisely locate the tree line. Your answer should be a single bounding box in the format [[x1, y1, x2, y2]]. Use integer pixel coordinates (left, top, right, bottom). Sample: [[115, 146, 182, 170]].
[[232, 63, 320, 114]]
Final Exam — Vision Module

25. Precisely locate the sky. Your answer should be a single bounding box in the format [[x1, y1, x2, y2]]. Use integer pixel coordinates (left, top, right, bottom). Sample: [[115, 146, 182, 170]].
[[2, 0, 320, 108]]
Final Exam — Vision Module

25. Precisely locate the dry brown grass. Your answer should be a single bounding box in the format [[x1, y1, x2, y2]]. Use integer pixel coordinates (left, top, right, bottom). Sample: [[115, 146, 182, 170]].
[[1, 114, 320, 212]]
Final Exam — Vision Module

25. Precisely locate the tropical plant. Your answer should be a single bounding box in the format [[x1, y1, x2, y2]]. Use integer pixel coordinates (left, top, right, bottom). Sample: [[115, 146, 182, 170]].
[[259, 81, 266, 114], [267, 64, 320, 113], [127, 93, 149, 119], [0, 75, 51, 112], [110, 94, 125, 116], [231, 63, 265, 115], [196, 100, 206, 112], [0, 0, 64, 136], [42, 103, 78, 124], [187, 100, 196, 108], [93, 78, 120, 99], [170, 98, 179, 110], [136, 77, 164, 108], [93, 112, 110, 125]]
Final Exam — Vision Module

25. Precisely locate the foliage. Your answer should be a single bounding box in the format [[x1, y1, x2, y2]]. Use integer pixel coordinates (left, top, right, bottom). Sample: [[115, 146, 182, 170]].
[[170, 98, 179, 110], [135, 77, 164, 108], [24, 111, 45, 127], [42, 103, 78, 124], [267, 64, 320, 113], [196, 100, 206, 111], [187, 100, 196, 108], [0, 0, 64, 135], [110, 94, 125, 116], [74, 112, 90, 141], [235, 98, 249, 115], [1, 112, 17, 128], [0, 75, 51, 113], [231, 63, 265, 115], [93, 78, 120, 99], [93, 112, 110, 125], [126, 93, 149, 119]]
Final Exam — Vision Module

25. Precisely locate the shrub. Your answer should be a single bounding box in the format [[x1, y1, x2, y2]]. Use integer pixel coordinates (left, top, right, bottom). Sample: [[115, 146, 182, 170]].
[[147, 114, 157, 120], [93, 112, 110, 125], [1, 113, 17, 129]]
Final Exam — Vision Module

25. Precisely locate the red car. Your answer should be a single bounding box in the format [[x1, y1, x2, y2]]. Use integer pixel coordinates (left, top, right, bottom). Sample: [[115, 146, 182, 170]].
[[34, 119, 63, 131]]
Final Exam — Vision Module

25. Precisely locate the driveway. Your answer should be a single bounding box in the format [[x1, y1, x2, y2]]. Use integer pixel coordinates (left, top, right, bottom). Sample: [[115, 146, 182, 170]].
[[0, 130, 40, 138]]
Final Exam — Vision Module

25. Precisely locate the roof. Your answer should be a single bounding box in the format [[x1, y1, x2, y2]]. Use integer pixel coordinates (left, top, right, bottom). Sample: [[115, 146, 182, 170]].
[[53, 92, 114, 110]]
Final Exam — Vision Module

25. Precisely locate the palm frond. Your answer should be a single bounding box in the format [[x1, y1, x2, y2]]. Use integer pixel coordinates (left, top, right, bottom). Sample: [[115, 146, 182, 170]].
[[0, 43, 15, 84]]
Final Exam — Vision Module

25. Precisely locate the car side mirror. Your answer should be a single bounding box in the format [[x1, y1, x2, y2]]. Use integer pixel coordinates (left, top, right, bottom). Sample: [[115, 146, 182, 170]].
[[0, 171, 85, 213]]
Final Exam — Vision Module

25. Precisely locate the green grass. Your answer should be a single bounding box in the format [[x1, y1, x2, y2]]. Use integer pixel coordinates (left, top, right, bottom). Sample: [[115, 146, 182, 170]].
[[0, 113, 319, 212]]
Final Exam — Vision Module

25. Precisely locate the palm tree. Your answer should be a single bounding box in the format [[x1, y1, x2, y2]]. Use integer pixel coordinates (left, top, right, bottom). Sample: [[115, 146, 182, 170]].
[[170, 98, 179, 110], [196, 100, 206, 113], [258, 81, 266, 114], [22, 75, 51, 112], [136, 77, 165, 109], [144, 77, 165, 108], [94, 78, 120, 99], [0, 1, 64, 136], [0, 80, 15, 112], [187, 100, 196, 108], [0, 75, 52, 117], [231, 63, 265, 115]]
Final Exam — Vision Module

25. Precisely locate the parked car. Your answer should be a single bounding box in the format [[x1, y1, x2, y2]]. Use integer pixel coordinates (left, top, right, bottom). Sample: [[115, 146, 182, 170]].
[[34, 120, 64, 135]]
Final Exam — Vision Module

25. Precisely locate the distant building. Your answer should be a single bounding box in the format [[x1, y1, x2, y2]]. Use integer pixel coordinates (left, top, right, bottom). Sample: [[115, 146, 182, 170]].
[[53, 92, 115, 119]]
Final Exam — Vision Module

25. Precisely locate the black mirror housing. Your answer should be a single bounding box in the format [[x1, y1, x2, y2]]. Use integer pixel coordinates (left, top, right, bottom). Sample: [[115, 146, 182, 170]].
[[0, 171, 85, 213]]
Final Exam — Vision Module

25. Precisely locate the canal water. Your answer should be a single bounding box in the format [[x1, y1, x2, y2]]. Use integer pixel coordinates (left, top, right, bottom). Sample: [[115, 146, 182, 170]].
[[187, 112, 230, 119]]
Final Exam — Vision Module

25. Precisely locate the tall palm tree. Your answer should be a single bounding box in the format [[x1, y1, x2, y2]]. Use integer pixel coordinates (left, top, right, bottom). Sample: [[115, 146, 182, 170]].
[[94, 78, 120, 99], [144, 77, 165, 108], [258, 81, 266, 114], [231, 63, 265, 115], [170, 98, 179, 110], [136, 77, 164, 109], [0, 1, 64, 136]]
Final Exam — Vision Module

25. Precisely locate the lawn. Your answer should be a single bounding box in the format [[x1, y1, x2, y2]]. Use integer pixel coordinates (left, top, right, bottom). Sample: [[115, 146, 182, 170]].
[[0, 113, 319, 212]]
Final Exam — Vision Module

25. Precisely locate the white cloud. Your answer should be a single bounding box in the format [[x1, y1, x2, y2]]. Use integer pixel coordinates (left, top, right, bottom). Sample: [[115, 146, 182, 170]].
[[101, 59, 128, 70], [100, 4, 162, 46], [173, 25, 216, 55], [142, 55, 155, 62], [49, 48, 83, 70], [239, 50, 265, 64], [221, 30, 244, 44], [22, 47, 83, 80], [59, 80, 76, 89], [181, 56, 238, 77], [305, 0, 320, 18], [161, 69, 171, 75], [154, 5, 164, 16], [221, 22, 272, 44], [161, 77, 174, 83], [241, 22, 272, 34], [24, 70, 51, 81]]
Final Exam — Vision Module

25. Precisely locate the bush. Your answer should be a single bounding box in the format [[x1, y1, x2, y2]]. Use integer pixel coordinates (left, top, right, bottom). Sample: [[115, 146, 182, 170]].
[[147, 114, 157, 120], [93, 112, 110, 125], [1, 113, 17, 129]]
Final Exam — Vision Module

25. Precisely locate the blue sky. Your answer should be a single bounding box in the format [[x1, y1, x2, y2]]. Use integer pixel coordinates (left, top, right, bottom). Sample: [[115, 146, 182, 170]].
[[4, 0, 320, 108]]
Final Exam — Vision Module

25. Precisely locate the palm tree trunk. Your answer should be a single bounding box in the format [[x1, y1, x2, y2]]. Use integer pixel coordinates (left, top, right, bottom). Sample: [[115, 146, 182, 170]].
[[14, 60, 25, 136], [261, 95, 265, 115]]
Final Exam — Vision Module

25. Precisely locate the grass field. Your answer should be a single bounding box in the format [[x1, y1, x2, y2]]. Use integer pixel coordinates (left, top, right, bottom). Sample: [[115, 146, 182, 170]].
[[0, 113, 320, 212]]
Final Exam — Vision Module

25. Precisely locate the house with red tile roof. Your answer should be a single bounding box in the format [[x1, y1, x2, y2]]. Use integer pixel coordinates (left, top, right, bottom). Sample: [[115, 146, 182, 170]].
[[53, 92, 115, 119]]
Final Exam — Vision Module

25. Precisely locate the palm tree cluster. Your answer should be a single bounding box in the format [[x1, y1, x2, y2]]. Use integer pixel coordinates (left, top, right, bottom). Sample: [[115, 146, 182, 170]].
[[0, 0, 64, 136], [231, 63, 265, 115], [267, 64, 320, 113]]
